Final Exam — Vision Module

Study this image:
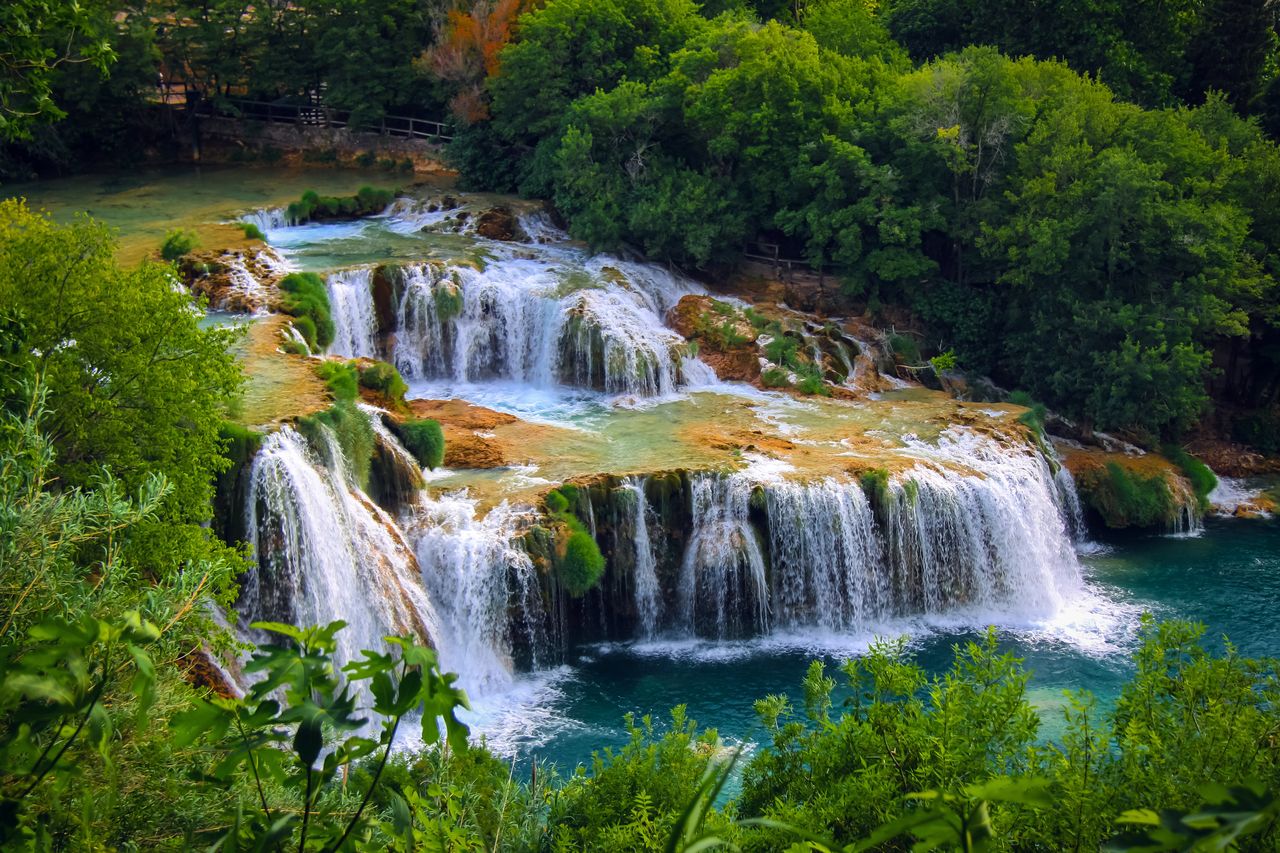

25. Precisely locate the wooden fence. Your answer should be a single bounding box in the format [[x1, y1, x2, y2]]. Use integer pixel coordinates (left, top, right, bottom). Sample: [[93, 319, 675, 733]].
[[743, 240, 828, 284], [192, 96, 454, 142]]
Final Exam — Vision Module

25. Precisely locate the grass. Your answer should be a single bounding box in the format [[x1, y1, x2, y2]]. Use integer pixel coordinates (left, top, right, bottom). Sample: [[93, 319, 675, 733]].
[[358, 361, 409, 406], [888, 332, 921, 364]]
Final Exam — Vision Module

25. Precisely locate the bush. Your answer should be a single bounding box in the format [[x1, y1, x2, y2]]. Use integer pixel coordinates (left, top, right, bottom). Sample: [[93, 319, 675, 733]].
[[357, 185, 395, 212], [795, 364, 830, 396], [285, 187, 397, 224], [396, 418, 445, 469], [238, 221, 265, 241], [560, 527, 606, 596], [358, 360, 409, 405], [929, 348, 958, 372], [315, 359, 359, 401], [1232, 409, 1280, 454], [160, 229, 198, 261], [761, 366, 792, 388], [278, 272, 334, 350]]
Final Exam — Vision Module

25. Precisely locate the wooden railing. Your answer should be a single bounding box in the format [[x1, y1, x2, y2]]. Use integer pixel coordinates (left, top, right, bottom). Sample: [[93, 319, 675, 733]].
[[193, 96, 454, 142], [743, 240, 828, 283]]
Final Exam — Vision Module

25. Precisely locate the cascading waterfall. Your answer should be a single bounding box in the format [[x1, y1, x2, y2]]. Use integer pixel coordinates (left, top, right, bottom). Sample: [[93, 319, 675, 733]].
[[326, 268, 379, 358], [766, 479, 885, 632], [672, 431, 1084, 639], [405, 494, 548, 695], [622, 477, 662, 639], [240, 207, 288, 237], [390, 257, 694, 396], [678, 473, 770, 638], [240, 427, 442, 675]]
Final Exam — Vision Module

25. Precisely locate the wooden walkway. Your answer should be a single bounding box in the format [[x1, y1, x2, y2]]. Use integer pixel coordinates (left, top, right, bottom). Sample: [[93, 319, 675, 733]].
[[190, 94, 454, 143]]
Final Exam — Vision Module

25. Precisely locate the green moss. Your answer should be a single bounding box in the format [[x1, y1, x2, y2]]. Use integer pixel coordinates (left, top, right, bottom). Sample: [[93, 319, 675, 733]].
[[560, 528, 606, 596], [238, 221, 266, 241], [545, 489, 570, 514], [315, 360, 359, 401], [279, 272, 334, 349], [160, 229, 198, 261], [280, 337, 309, 356], [297, 400, 375, 488], [355, 151, 377, 168], [358, 361, 409, 405], [218, 421, 262, 468], [1079, 462, 1178, 529], [1009, 390, 1047, 434], [860, 468, 890, 505], [395, 418, 445, 469], [1163, 445, 1218, 509], [435, 282, 464, 320]]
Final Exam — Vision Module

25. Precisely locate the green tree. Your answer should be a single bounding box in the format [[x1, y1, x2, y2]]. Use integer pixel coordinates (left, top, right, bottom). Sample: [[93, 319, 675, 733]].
[[0, 0, 117, 141], [0, 200, 244, 572]]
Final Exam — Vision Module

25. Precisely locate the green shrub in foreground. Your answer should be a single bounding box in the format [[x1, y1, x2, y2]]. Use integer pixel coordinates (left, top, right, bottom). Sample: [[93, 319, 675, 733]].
[[279, 272, 334, 350]]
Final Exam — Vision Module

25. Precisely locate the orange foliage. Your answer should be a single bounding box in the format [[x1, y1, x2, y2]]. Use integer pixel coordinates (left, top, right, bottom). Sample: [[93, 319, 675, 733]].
[[424, 0, 536, 123]]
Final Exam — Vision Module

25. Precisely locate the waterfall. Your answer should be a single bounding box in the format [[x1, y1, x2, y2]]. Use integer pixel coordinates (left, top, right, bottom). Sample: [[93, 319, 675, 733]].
[[405, 493, 548, 695], [622, 477, 662, 639], [241, 427, 441, 674], [389, 258, 694, 396], [240, 207, 288, 238], [766, 479, 885, 631], [678, 473, 770, 638], [1054, 465, 1090, 545], [668, 430, 1083, 639], [326, 268, 379, 358]]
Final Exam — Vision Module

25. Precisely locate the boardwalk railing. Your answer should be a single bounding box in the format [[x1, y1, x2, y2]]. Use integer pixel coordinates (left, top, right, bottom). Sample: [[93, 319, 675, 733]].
[[743, 240, 828, 284], [193, 96, 454, 143]]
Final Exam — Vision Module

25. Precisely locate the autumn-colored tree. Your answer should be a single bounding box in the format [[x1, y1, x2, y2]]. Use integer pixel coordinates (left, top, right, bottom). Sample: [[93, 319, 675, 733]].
[[421, 0, 534, 122]]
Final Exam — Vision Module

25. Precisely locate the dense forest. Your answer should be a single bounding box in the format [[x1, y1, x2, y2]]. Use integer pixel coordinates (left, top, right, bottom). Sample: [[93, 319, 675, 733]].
[[4, 0, 1280, 850]]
